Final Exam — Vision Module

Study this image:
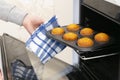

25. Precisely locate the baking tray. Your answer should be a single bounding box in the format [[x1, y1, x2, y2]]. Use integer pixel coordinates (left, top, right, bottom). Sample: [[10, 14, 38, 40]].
[[46, 25, 114, 53]]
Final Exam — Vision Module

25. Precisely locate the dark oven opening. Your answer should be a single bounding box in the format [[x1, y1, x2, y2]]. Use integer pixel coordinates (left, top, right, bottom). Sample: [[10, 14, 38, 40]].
[[80, 5, 120, 43], [79, 2, 120, 80], [79, 4, 120, 57], [80, 53, 120, 80]]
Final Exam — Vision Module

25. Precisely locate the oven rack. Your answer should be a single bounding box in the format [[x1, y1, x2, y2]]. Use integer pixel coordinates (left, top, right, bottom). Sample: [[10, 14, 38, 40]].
[[75, 49, 119, 60]]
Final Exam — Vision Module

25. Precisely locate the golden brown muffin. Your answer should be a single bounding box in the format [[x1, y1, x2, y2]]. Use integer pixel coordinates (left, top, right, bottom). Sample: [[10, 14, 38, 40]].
[[80, 28, 94, 36], [63, 32, 78, 41], [67, 24, 80, 31], [77, 37, 94, 47], [94, 32, 109, 42], [51, 27, 65, 35]]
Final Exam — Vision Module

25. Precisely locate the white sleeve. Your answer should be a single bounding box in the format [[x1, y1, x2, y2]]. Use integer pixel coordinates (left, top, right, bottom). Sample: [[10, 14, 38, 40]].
[[0, 1, 28, 25]]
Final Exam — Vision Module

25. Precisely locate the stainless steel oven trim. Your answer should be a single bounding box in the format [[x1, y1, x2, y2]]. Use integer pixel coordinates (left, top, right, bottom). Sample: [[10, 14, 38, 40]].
[[73, 0, 80, 24], [72, 0, 80, 65], [80, 52, 118, 60]]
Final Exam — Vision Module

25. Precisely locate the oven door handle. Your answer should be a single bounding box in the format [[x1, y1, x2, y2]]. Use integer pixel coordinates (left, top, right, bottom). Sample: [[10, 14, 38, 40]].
[[80, 52, 118, 60]]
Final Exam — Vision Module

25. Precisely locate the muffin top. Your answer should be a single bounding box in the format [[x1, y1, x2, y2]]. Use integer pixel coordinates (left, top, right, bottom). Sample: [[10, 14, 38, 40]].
[[77, 37, 94, 47], [67, 24, 80, 31], [63, 32, 78, 41], [51, 27, 65, 35], [80, 27, 94, 36], [94, 32, 109, 42]]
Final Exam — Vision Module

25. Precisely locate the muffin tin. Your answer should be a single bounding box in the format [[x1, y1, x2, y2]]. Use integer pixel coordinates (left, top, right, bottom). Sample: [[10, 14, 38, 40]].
[[46, 25, 114, 52]]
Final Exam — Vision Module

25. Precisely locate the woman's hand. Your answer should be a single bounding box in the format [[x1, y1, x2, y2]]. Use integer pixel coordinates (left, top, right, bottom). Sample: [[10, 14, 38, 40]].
[[23, 14, 44, 34]]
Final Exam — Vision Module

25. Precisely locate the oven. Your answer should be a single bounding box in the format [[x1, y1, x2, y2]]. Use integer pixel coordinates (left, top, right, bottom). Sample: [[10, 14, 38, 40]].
[[0, 0, 120, 80], [66, 0, 120, 80]]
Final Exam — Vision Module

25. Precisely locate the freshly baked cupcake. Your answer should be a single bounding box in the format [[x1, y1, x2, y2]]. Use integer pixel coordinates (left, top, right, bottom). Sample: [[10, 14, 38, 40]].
[[67, 24, 80, 31], [77, 37, 94, 47], [63, 32, 78, 41], [51, 27, 65, 35], [94, 32, 109, 42], [80, 27, 94, 36]]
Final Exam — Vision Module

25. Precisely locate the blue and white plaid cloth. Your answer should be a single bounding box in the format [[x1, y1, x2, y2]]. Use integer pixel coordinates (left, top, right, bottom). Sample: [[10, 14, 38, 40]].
[[26, 16, 66, 64], [11, 59, 38, 80]]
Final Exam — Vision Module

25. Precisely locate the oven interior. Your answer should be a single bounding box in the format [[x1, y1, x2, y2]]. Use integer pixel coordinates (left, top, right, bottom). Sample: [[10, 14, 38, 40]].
[[79, 4, 120, 57], [79, 3, 120, 80], [81, 54, 120, 80], [67, 2, 120, 80]]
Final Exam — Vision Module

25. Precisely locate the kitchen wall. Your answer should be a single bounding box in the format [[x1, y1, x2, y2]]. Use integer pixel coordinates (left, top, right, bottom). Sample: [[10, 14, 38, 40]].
[[0, 0, 74, 65]]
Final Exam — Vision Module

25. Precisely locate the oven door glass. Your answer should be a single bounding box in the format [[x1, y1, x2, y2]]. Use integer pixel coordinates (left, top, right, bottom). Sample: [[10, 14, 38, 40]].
[[0, 34, 95, 80]]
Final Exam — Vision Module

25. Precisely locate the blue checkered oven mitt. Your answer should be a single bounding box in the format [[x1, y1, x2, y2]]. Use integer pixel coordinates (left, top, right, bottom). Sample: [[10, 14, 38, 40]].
[[26, 16, 66, 64], [11, 59, 38, 80]]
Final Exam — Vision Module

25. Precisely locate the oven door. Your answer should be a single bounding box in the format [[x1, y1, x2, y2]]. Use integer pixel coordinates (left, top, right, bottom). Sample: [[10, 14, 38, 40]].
[[0, 33, 96, 80], [67, 65, 98, 80]]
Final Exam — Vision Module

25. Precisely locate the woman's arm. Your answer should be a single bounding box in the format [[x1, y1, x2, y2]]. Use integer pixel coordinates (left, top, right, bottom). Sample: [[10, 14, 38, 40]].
[[0, 1, 28, 25], [0, 1, 44, 34]]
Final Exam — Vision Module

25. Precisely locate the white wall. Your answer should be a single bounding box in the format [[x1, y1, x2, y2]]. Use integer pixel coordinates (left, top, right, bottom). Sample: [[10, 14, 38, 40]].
[[54, 0, 73, 25], [0, 0, 74, 65], [54, 0, 74, 65]]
